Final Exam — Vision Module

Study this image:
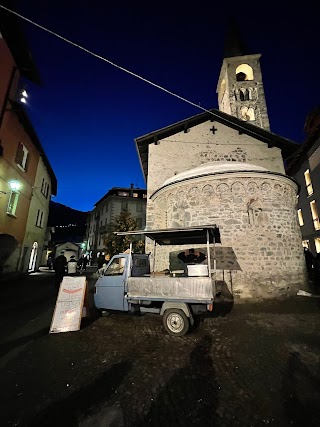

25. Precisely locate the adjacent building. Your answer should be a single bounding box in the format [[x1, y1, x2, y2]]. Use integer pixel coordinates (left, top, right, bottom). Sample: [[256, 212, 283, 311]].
[[0, 6, 57, 274], [86, 185, 147, 262], [286, 108, 320, 255]]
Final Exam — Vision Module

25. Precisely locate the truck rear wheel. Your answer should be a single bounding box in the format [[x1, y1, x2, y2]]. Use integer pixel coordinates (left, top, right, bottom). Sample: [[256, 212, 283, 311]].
[[163, 308, 189, 336]]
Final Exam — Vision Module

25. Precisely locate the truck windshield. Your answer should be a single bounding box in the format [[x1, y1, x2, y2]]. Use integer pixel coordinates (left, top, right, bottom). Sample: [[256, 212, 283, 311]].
[[104, 257, 126, 276]]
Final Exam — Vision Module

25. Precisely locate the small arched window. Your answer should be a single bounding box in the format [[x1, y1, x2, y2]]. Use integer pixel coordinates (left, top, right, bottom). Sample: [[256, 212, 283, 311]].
[[239, 88, 250, 101], [238, 88, 251, 101]]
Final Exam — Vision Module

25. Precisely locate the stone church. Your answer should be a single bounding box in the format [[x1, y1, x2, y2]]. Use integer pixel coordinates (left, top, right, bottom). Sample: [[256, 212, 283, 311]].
[[134, 25, 307, 299]]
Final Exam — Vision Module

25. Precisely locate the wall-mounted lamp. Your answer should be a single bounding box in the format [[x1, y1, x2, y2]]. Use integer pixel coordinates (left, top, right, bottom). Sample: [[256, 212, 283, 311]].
[[9, 180, 21, 191], [0, 180, 21, 194]]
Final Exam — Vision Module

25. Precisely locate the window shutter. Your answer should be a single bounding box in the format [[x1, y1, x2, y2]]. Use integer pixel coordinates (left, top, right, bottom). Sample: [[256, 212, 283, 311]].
[[24, 153, 30, 172], [15, 143, 23, 165]]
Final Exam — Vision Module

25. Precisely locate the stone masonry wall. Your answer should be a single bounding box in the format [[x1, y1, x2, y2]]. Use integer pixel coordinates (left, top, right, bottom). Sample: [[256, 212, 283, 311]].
[[148, 172, 308, 300]]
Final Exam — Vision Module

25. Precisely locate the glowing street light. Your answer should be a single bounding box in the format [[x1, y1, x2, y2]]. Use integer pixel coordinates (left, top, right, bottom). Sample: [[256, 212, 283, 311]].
[[0, 180, 21, 195], [8, 180, 21, 191]]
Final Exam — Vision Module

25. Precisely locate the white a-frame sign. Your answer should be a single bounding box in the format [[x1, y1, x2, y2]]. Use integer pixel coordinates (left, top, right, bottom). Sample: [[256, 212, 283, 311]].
[[50, 276, 87, 333]]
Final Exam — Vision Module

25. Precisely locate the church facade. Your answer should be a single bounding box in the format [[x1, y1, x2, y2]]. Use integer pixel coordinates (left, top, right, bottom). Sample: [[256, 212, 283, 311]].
[[134, 32, 308, 299]]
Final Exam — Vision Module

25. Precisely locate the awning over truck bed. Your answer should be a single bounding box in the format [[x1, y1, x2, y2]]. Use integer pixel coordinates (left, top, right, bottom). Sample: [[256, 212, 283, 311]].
[[115, 225, 221, 245]]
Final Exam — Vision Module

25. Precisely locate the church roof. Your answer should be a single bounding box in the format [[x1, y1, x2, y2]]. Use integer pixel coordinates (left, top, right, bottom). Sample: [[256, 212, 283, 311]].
[[162, 161, 269, 187], [134, 109, 300, 182]]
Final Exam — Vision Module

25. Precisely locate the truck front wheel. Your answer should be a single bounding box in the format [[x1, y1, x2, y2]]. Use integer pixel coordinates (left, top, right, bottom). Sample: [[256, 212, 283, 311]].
[[163, 309, 189, 336]]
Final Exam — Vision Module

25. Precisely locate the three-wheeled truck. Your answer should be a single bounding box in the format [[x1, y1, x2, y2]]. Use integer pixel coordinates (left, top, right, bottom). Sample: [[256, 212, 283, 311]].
[[93, 225, 221, 336]]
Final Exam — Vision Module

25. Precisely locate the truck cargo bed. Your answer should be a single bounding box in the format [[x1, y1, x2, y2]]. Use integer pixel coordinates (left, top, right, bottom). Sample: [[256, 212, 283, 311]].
[[127, 276, 214, 300]]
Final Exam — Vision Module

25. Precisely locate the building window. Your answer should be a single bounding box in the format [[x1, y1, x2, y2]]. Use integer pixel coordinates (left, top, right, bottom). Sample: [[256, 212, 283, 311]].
[[235, 64, 254, 81], [15, 142, 29, 171], [36, 209, 44, 227], [6, 192, 19, 216], [121, 201, 128, 211], [302, 240, 310, 249], [104, 257, 126, 276], [297, 209, 304, 226], [304, 169, 313, 196], [118, 191, 129, 197], [136, 218, 142, 228], [238, 88, 251, 101], [41, 179, 49, 198], [310, 200, 320, 230], [136, 204, 142, 212], [143, 194, 147, 198], [133, 193, 139, 198]]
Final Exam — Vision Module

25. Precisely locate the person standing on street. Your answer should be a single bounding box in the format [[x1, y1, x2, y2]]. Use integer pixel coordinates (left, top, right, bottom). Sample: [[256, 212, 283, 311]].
[[97, 254, 105, 270], [67, 255, 78, 276], [47, 255, 53, 270], [82, 255, 88, 271], [53, 252, 67, 292], [78, 255, 88, 274]]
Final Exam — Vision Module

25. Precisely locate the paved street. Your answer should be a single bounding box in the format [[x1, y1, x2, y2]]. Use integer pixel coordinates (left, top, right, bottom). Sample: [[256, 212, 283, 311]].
[[0, 270, 320, 426]]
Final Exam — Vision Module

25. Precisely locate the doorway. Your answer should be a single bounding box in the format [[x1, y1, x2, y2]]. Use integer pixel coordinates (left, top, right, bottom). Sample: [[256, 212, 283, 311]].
[[28, 242, 38, 272]]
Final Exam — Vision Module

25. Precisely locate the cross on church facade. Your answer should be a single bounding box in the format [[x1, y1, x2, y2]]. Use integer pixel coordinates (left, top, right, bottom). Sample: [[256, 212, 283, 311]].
[[210, 126, 217, 134]]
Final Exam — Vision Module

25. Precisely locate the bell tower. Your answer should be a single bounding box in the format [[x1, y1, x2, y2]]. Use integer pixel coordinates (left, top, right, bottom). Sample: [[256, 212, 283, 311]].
[[216, 20, 270, 131]]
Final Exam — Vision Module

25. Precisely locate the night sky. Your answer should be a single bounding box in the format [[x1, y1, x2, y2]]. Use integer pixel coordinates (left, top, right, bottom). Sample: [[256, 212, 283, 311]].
[[3, 1, 320, 212]]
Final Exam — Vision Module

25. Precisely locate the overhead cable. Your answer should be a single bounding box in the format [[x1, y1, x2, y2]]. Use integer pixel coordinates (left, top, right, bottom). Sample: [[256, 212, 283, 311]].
[[0, 4, 213, 115]]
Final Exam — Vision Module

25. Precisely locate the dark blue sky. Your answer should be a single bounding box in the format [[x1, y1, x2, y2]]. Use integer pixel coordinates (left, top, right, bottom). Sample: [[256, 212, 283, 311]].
[[7, 1, 320, 212]]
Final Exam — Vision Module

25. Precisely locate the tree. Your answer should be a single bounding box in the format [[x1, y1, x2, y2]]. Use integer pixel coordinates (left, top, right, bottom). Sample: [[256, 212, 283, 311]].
[[103, 210, 145, 257]]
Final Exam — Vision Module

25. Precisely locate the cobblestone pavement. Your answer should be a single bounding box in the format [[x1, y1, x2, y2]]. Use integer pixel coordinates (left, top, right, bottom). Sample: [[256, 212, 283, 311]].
[[0, 271, 320, 426]]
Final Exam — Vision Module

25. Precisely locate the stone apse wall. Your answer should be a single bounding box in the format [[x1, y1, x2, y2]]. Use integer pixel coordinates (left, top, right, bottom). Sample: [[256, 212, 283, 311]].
[[148, 171, 308, 300]]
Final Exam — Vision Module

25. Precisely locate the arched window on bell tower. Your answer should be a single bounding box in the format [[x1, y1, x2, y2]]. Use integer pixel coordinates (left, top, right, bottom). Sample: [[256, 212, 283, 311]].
[[238, 88, 253, 101], [236, 64, 254, 81]]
